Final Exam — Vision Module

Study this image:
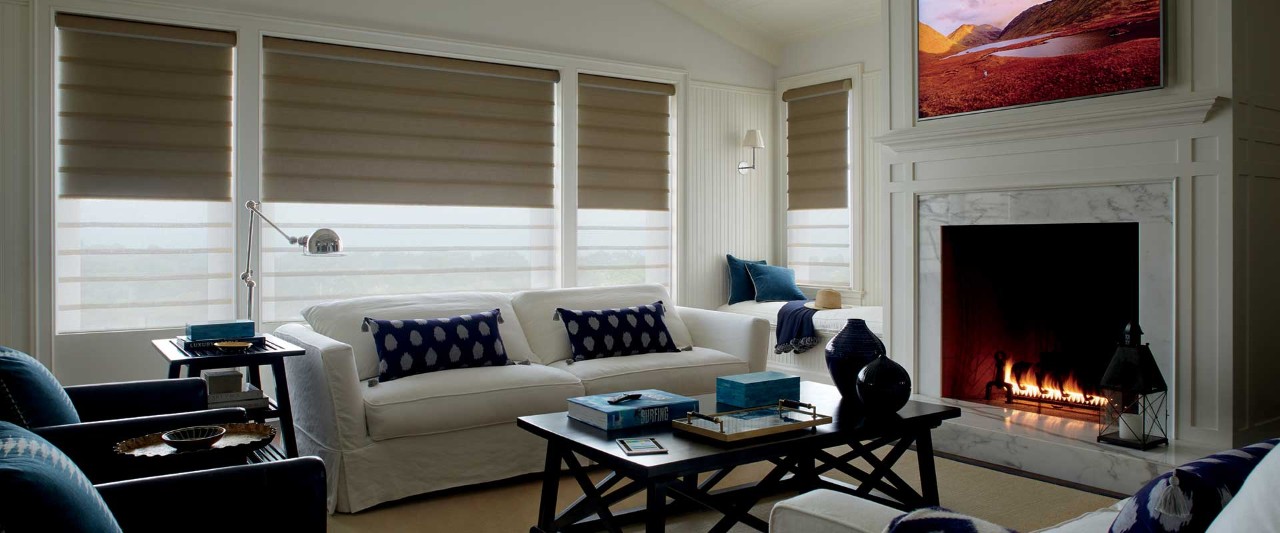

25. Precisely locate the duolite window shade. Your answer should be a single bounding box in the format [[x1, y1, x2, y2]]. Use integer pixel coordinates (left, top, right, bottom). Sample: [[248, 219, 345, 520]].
[[577, 74, 674, 211], [783, 79, 852, 211], [55, 14, 236, 201], [261, 37, 559, 208]]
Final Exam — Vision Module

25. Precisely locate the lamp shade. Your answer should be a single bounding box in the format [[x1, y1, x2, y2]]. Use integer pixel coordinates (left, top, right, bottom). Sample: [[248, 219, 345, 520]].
[[741, 129, 765, 149]]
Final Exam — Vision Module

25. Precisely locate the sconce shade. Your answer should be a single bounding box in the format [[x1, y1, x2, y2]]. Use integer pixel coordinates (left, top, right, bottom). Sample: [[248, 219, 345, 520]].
[[741, 129, 765, 149]]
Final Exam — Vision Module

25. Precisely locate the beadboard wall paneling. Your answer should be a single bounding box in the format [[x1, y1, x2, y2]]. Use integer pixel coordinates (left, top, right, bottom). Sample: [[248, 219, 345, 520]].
[[0, 1, 32, 354], [681, 83, 773, 310]]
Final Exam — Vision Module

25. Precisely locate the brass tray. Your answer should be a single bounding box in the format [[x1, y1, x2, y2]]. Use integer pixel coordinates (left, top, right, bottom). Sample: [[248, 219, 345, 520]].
[[671, 400, 832, 442], [115, 423, 276, 458]]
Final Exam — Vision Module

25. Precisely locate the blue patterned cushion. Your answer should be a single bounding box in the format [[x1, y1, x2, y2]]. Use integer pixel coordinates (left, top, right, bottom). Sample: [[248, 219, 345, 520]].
[[0, 421, 121, 532], [726, 254, 766, 305], [363, 310, 509, 383], [556, 301, 680, 362], [1110, 439, 1278, 533], [745, 263, 806, 302], [0, 346, 80, 428], [888, 507, 1016, 533]]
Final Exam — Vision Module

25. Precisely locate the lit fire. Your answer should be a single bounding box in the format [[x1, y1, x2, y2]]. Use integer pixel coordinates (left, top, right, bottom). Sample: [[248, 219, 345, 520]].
[[1003, 365, 1108, 408]]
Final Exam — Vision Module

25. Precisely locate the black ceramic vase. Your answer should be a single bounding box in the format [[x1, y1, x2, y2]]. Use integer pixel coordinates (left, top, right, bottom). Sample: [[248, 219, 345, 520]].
[[856, 354, 912, 415], [825, 319, 885, 400]]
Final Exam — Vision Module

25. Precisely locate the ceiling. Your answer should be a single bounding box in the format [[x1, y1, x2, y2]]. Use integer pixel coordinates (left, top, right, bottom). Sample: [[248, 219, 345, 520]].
[[657, 0, 881, 65]]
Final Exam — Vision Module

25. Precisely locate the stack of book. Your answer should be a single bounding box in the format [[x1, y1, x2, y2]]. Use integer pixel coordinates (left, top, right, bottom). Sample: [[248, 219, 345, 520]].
[[567, 389, 698, 431], [175, 319, 264, 353], [202, 369, 270, 410]]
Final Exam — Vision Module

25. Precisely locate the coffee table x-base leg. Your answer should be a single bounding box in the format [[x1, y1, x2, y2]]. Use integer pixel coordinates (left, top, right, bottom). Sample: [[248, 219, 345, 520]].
[[531, 428, 941, 533]]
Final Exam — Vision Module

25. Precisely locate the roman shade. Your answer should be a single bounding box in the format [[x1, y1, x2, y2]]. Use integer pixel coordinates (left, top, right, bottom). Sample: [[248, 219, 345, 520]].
[[55, 14, 235, 201], [261, 37, 559, 207], [783, 79, 851, 211], [577, 74, 674, 211]]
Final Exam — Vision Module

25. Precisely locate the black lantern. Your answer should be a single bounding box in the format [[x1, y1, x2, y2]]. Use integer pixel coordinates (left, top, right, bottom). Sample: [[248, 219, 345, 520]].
[[1097, 322, 1168, 450]]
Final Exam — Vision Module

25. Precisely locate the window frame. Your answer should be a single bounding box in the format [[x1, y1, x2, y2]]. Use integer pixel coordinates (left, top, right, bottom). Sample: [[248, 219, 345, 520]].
[[775, 64, 865, 302], [31, 0, 687, 376]]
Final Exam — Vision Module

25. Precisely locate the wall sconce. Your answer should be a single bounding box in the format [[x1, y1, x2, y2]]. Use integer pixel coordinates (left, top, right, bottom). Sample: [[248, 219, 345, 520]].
[[738, 129, 764, 175]]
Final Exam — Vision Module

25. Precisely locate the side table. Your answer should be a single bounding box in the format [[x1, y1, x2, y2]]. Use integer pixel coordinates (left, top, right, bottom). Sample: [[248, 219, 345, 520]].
[[150, 334, 305, 458]]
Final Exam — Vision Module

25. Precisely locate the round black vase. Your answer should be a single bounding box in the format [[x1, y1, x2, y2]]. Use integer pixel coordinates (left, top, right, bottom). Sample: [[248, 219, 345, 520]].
[[825, 319, 885, 400], [856, 354, 912, 415]]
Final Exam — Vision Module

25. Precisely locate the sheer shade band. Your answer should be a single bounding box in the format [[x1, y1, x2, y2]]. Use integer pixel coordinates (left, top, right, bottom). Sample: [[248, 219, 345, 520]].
[[786, 80, 851, 211], [578, 74, 674, 211], [56, 14, 235, 201], [262, 37, 559, 207]]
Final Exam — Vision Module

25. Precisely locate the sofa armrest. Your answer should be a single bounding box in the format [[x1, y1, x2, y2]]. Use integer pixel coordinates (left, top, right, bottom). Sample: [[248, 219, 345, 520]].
[[98, 458, 327, 532], [65, 378, 208, 422], [274, 323, 370, 451], [770, 489, 904, 533], [676, 306, 769, 372]]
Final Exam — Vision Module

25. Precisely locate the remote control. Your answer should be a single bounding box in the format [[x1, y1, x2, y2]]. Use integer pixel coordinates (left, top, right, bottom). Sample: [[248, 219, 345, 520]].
[[607, 393, 643, 405]]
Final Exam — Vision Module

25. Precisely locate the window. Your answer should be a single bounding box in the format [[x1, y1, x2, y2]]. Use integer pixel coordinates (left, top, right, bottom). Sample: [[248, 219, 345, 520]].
[[257, 38, 559, 324], [783, 79, 852, 287], [576, 74, 675, 288], [54, 14, 236, 332]]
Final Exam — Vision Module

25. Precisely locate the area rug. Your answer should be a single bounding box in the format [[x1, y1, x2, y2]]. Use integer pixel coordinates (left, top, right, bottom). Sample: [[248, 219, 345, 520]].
[[328, 449, 1118, 532]]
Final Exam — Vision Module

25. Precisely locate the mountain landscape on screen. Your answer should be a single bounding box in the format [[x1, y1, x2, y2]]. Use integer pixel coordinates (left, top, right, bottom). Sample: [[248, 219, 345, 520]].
[[917, 0, 1162, 119]]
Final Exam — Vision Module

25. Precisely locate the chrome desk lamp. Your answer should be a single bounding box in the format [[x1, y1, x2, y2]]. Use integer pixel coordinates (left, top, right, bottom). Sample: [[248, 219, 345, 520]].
[[240, 200, 343, 321]]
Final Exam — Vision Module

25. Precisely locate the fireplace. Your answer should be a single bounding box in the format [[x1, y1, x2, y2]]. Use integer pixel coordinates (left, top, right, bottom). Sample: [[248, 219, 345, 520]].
[[940, 222, 1139, 419]]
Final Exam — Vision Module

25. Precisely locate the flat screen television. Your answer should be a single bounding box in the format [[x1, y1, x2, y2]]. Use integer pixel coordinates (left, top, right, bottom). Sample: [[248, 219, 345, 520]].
[[916, 0, 1164, 120]]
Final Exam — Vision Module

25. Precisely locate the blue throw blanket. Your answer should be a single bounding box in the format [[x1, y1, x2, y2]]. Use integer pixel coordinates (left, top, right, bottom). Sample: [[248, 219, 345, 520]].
[[775, 300, 818, 354]]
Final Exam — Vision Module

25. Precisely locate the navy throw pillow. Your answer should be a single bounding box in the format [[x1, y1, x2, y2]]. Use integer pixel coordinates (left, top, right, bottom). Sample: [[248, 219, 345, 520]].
[[0, 421, 122, 532], [726, 254, 766, 305], [745, 263, 806, 302], [1110, 438, 1278, 533], [556, 301, 680, 362], [363, 309, 509, 383], [0, 346, 80, 428], [887, 507, 1015, 533]]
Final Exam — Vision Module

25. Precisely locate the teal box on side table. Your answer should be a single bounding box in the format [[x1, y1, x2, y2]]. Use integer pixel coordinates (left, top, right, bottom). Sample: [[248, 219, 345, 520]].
[[716, 371, 800, 409], [185, 319, 256, 341]]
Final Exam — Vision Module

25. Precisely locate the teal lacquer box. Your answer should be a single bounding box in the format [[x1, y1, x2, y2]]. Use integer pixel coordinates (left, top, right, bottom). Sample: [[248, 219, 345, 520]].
[[716, 371, 801, 409], [185, 319, 256, 342]]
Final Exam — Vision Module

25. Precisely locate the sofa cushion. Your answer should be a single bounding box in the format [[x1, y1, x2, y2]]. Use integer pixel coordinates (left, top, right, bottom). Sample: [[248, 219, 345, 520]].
[[1111, 439, 1277, 533], [548, 347, 747, 396], [556, 301, 680, 362], [364, 310, 509, 383], [513, 284, 693, 364], [887, 507, 1014, 533], [362, 364, 583, 441], [0, 347, 80, 428], [302, 292, 540, 381]]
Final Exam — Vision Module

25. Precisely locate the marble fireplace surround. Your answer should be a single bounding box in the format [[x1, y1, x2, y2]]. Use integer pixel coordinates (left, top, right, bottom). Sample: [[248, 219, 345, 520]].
[[912, 183, 1215, 494]]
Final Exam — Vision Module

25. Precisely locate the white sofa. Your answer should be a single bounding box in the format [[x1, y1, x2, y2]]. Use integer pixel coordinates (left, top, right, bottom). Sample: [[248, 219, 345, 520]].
[[274, 284, 769, 513]]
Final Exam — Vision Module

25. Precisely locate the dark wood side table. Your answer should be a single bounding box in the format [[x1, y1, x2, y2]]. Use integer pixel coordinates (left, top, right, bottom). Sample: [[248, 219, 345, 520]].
[[151, 334, 305, 458]]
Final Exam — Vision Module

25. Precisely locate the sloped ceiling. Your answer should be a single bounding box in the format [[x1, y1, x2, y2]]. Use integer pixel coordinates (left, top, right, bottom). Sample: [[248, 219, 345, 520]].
[[657, 0, 880, 66]]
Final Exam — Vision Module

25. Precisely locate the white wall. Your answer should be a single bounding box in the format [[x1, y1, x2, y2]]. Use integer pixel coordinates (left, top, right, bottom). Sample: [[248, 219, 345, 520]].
[[681, 83, 774, 309], [1, 0, 778, 384], [776, 18, 883, 78]]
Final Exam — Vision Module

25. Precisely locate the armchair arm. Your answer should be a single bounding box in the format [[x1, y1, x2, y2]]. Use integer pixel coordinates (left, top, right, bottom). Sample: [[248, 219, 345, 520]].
[[274, 323, 370, 451], [97, 457, 327, 533], [677, 306, 769, 372], [770, 489, 904, 533], [34, 408, 247, 483], [65, 378, 208, 422]]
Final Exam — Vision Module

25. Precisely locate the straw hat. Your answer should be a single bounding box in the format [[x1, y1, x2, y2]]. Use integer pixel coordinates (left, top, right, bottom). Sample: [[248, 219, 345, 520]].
[[804, 289, 842, 310]]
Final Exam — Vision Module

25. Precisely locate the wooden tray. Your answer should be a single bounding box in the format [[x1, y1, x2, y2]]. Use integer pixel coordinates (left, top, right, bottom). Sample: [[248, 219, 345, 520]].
[[115, 423, 276, 458], [671, 400, 832, 443]]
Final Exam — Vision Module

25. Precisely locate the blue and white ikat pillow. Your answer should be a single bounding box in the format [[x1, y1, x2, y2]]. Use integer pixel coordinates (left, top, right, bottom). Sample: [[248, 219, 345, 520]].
[[1110, 438, 1277, 533], [363, 309, 508, 382], [556, 301, 680, 362], [887, 507, 1015, 533]]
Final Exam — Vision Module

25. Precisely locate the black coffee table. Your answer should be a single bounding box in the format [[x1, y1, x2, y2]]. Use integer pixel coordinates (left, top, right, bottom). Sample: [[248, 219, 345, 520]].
[[517, 381, 961, 533]]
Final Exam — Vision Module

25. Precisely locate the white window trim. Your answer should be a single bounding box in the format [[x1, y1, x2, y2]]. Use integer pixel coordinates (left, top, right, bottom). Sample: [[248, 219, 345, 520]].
[[31, 0, 688, 373], [776, 64, 866, 303]]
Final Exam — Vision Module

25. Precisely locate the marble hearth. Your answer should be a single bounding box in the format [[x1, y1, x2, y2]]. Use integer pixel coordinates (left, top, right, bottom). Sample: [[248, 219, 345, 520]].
[[912, 183, 1206, 494]]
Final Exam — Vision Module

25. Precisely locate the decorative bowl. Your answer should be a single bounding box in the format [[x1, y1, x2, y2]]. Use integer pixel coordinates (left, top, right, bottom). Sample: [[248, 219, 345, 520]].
[[213, 341, 253, 353], [161, 425, 227, 451]]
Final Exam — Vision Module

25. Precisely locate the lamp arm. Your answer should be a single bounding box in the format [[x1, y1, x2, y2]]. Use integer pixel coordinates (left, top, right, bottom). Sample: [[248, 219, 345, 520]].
[[245, 200, 298, 245]]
